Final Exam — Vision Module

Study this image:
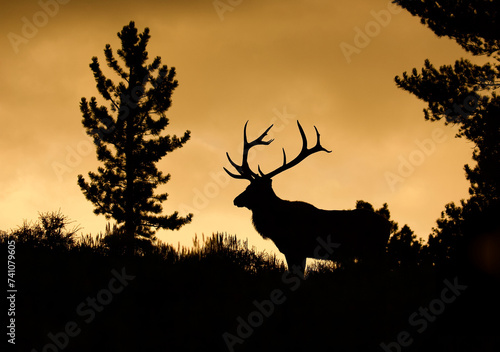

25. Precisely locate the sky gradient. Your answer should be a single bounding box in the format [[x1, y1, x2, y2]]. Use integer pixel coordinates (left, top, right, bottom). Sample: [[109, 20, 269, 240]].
[[0, 0, 479, 258]]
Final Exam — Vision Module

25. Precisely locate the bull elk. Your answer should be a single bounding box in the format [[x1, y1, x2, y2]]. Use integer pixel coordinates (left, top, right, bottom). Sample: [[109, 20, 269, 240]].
[[224, 121, 391, 274]]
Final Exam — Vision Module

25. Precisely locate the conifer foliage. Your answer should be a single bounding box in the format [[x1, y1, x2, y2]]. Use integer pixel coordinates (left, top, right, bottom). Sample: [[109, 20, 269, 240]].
[[78, 21, 192, 249], [394, 0, 500, 267]]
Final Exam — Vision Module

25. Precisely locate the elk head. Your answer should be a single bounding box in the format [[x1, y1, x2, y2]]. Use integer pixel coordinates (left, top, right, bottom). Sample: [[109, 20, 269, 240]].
[[224, 120, 332, 209]]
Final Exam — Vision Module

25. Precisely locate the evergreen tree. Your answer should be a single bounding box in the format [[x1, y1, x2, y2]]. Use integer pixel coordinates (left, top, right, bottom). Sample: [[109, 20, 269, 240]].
[[355, 200, 425, 268], [78, 21, 192, 251], [386, 225, 424, 268], [393, 0, 500, 266], [393, 0, 499, 55]]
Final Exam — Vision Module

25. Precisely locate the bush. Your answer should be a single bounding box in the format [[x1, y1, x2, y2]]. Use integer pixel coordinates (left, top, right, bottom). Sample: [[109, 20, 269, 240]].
[[8, 210, 79, 251]]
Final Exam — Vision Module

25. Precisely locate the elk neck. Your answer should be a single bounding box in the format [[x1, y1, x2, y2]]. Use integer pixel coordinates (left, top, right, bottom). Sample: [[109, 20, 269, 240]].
[[249, 186, 289, 240], [255, 184, 284, 209]]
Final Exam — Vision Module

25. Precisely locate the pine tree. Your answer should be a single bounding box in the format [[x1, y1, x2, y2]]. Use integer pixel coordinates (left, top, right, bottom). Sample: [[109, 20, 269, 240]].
[[78, 21, 192, 252], [355, 200, 425, 268], [386, 225, 424, 268], [393, 0, 500, 267], [392, 0, 499, 55], [394, 1, 499, 202]]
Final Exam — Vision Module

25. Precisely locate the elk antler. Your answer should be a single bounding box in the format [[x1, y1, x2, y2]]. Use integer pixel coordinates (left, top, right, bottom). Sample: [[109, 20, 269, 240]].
[[259, 121, 331, 179], [224, 121, 274, 180]]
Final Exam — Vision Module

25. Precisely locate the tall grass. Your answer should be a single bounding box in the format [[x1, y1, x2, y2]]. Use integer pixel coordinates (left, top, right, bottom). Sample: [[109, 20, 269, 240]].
[[1, 212, 285, 273]]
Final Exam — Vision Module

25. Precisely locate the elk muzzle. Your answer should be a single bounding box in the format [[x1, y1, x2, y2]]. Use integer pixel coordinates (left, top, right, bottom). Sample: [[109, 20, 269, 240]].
[[233, 193, 246, 208]]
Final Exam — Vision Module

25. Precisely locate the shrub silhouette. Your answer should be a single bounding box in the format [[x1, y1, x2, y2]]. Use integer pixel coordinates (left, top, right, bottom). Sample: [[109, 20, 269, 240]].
[[9, 210, 79, 251]]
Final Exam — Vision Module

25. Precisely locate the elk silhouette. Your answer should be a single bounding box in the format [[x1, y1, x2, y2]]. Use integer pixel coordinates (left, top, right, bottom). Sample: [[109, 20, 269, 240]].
[[224, 121, 391, 274]]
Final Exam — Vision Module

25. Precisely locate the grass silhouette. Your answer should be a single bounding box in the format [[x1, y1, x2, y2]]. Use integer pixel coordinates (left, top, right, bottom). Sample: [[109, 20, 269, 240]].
[[1, 212, 498, 351]]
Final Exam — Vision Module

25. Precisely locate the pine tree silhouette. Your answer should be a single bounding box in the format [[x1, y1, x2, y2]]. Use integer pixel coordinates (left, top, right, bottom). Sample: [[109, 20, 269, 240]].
[[78, 21, 192, 253], [395, 0, 500, 268], [393, 0, 499, 55]]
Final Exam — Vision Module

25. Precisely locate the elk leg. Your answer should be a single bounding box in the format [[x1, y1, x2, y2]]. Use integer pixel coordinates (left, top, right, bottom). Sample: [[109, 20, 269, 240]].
[[285, 254, 307, 279]]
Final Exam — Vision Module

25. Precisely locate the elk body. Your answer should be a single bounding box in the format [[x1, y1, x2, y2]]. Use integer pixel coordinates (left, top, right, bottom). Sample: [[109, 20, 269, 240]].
[[224, 121, 391, 273]]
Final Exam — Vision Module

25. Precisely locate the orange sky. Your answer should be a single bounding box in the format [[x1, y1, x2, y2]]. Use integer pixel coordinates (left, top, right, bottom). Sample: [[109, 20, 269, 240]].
[[0, 0, 478, 258]]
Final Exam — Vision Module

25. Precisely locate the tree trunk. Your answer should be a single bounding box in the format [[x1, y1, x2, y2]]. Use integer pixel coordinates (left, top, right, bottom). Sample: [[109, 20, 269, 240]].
[[124, 84, 136, 256]]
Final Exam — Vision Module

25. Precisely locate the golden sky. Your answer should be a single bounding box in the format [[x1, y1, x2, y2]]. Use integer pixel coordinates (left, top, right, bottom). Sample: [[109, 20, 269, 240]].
[[0, 0, 478, 257]]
